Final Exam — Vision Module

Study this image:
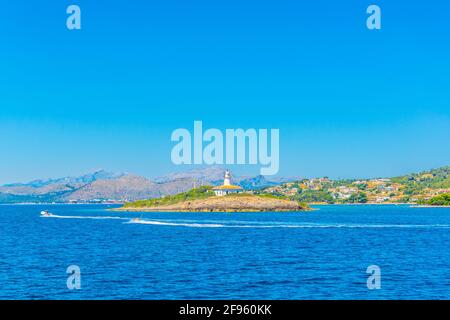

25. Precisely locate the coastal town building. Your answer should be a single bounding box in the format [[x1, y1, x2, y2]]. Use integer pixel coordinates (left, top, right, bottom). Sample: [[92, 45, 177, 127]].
[[213, 170, 243, 196]]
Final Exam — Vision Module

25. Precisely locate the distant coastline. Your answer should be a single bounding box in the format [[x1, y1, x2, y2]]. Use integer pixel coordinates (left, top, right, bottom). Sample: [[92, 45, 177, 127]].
[[0, 202, 429, 206], [1, 166, 448, 206]]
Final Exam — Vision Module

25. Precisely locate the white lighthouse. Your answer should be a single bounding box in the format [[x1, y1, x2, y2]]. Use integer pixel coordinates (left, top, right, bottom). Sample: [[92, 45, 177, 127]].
[[212, 170, 243, 196], [223, 170, 231, 186]]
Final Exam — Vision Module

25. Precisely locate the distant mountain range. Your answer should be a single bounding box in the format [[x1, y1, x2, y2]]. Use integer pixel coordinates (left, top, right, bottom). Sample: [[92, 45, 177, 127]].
[[0, 167, 295, 203]]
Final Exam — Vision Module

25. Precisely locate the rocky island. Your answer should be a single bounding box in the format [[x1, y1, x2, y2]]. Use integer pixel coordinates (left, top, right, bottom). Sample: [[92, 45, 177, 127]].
[[115, 185, 310, 212]]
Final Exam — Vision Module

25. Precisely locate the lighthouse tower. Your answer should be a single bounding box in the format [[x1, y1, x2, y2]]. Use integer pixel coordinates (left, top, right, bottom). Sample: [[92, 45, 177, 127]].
[[223, 170, 231, 186], [212, 170, 243, 196]]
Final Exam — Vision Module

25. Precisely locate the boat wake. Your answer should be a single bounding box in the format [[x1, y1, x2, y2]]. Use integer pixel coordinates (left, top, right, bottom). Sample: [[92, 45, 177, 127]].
[[41, 214, 127, 220], [126, 219, 450, 229], [40, 213, 450, 229], [127, 220, 224, 227]]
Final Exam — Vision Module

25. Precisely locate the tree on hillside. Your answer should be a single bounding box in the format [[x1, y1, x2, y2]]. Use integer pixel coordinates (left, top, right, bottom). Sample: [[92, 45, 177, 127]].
[[347, 192, 368, 203], [427, 193, 450, 206]]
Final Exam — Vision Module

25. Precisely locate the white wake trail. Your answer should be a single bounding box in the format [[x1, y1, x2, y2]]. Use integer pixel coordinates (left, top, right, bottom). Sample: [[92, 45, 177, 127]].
[[42, 214, 127, 220], [127, 220, 224, 228], [126, 220, 450, 229]]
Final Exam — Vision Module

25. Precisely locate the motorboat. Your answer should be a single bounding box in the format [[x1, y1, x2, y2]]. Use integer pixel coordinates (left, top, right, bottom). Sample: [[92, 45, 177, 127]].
[[131, 215, 143, 222], [40, 210, 52, 217]]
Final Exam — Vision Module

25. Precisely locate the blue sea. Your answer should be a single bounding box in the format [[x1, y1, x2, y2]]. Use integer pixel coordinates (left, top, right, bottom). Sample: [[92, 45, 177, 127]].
[[0, 204, 449, 299]]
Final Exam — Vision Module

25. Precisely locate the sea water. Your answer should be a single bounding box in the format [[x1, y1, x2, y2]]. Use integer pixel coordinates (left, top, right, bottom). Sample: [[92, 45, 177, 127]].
[[0, 204, 449, 299]]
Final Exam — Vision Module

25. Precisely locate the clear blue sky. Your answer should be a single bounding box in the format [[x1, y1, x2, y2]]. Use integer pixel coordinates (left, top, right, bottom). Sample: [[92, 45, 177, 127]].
[[1, 0, 449, 183]]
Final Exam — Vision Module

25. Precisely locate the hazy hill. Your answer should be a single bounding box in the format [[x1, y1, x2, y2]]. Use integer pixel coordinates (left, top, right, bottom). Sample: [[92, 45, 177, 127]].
[[59, 175, 161, 202], [237, 175, 278, 190], [154, 166, 225, 183], [0, 167, 294, 203], [155, 166, 289, 189], [0, 170, 124, 196]]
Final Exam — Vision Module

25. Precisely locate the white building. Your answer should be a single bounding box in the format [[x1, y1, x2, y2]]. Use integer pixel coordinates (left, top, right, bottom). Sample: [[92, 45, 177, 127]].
[[213, 170, 243, 196]]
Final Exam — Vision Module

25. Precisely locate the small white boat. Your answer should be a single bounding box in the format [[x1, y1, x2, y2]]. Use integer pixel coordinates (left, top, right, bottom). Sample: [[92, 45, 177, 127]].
[[131, 215, 143, 222], [40, 211, 52, 217]]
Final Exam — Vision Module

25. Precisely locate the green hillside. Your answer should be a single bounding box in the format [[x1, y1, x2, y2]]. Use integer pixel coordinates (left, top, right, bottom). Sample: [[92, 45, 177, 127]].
[[423, 193, 450, 206], [123, 186, 215, 208], [391, 166, 450, 192], [261, 166, 450, 204]]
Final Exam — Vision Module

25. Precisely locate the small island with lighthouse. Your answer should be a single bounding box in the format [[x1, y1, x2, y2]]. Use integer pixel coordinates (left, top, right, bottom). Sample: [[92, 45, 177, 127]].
[[116, 170, 310, 212]]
